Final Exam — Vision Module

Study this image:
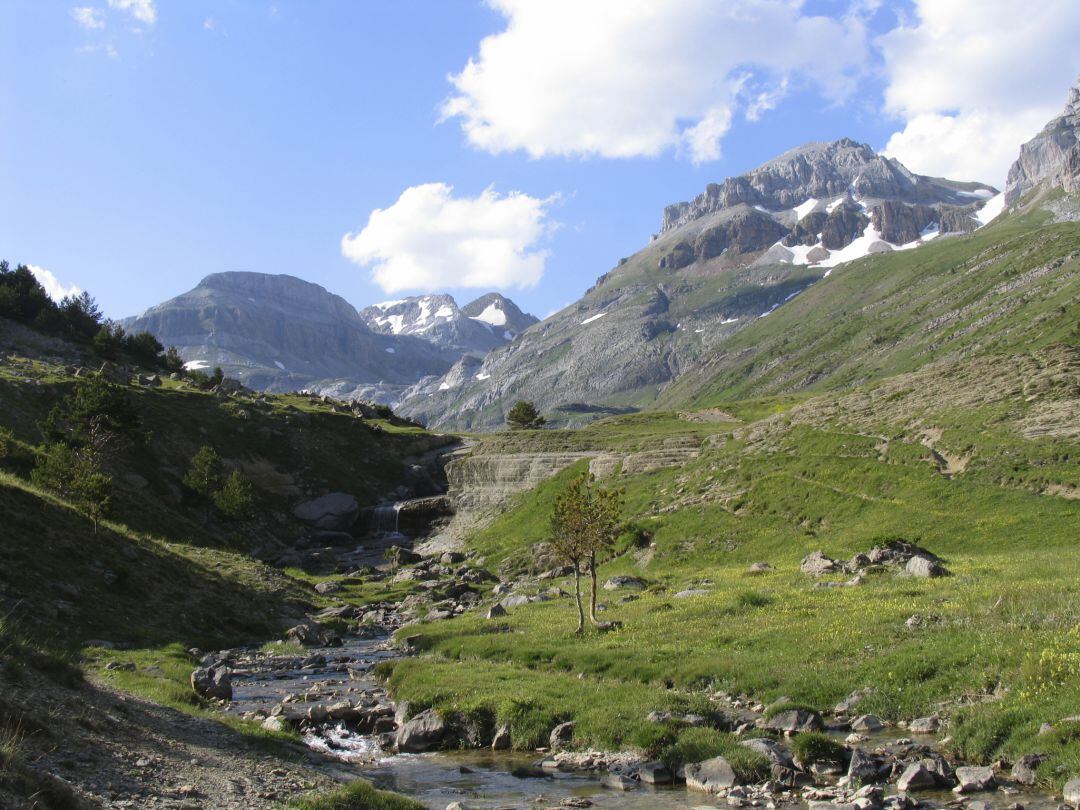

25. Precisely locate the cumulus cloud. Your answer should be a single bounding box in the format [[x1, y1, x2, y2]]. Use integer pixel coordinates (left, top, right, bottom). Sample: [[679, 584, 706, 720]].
[[878, 0, 1080, 186], [29, 266, 81, 302], [341, 184, 556, 294], [441, 0, 871, 162], [107, 0, 156, 26], [71, 7, 106, 30]]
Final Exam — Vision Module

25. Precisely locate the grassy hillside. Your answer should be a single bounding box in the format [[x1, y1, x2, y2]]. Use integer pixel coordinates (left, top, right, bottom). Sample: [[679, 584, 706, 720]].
[[0, 336, 449, 808], [385, 338, 1079, 788], [658, 209, 1079, 409]]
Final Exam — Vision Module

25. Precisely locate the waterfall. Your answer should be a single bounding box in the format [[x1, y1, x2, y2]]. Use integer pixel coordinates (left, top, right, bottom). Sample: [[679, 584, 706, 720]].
[[371, 502, 403, 536]]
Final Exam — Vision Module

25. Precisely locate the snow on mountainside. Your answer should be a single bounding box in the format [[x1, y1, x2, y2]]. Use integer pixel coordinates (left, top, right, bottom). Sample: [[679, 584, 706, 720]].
[[359, 292, 537, 358]]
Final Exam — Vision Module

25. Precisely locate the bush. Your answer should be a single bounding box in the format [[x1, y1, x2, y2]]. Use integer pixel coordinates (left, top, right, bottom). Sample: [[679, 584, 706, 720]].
[[659, 727, 770, 782], [790, 732, 847, 767], [213, 470, 255, 521], [506, 400, 546, 430], [287, 779, 423, 810]]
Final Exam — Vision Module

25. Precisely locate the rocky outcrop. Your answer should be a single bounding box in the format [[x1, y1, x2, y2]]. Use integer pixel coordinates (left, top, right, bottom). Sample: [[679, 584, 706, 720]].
[[821, 205, 870, 250], [871, 201, 937, 245], [292, 493, 360, 532], [1006, 77, 1080, 204]]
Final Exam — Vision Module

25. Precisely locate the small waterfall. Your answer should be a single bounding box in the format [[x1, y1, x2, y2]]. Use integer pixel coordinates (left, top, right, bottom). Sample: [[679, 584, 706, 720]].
[[371, 502, 404, 536]]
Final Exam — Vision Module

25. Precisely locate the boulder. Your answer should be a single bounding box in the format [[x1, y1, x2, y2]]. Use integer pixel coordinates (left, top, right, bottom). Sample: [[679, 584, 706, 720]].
[[1064, 777, 1080, 807], [851, 714, 885, 732], [905, 556, 949, 578], [908, 716, 940, 734], [801, 551, 838, 576], [1010, 754, 1046, 786], [314, 581, 341, 595], [190, 666, 232, 701], [748, 562, 774, 574], [486, 604, 508, 619], [953, 766, 996, 793], [848, 749, 884, 783], [549, 721, 575, 750], [292, 493, 360, 531], [674, 588, 710, 599], [600, 774, 638, 791], [603, 575, 646, 591], [897, 762, 937, 792], [395, 709, 446, 753], [740, 737, 795, 769], [638, 761, 673, 785], [764, 708, 825, 733], [685, 756, 738, 793]]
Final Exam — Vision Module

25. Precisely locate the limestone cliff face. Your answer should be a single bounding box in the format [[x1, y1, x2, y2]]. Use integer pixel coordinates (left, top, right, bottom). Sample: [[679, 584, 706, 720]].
[[1006, 78, 1080, 204], [123, 272, 455, 400]]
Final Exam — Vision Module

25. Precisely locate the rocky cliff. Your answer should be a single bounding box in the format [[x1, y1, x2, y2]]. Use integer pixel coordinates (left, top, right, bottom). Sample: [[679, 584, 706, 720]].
[[123, 272, 456, 401], [1006, 77, 1080, 205], [397, 139, 999, 431]]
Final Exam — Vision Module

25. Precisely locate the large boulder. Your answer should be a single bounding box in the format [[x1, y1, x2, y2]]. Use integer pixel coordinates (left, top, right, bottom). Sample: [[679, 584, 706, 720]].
[[395, 709, 446, 753], [603, 575, 646, 591], [292, 493, 360, 531], [190, 666, 232, 701], [764, 708, 825, 733], [801, 551, 838, 576], [1010, 754, 1046, 785], [905, 556, 949, 578], [685, 756, 738, 793], [1064, 777, 1080, 807], [549, 721, 575, 750], [954, 766, 996, 793]]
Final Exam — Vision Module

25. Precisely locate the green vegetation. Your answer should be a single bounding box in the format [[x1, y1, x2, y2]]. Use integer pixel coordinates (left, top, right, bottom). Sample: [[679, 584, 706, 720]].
[[790, 732, 847, 767], [506, 399, 546, 430], [287, 779, 423, 810]]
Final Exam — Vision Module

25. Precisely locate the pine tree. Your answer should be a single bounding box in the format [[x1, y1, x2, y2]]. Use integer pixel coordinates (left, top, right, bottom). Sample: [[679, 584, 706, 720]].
[[506, 400, 546, 430], [184, 445, 223, 521], [213, 470, 255, 521]]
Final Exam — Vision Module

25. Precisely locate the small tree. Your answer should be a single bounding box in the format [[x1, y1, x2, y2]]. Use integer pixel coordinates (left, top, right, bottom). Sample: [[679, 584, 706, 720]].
[[506, 400, 546, 430], [184, 445, 223, 521], [163, 346, 184, 373], [32, 443, 112, 533], [213, 470, 254, 521], [550, 472, 623, 633]]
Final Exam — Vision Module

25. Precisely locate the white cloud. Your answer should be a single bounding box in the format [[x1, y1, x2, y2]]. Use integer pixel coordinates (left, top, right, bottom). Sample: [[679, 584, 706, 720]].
[[71, 7, 106, 30], [442, 0, 871, 162], [107, 0, 156, 26], [203, 17, 216, 31], [342, 184, 556, 294], [28, 266, 81, 302], [878, 0, 1080, 186]]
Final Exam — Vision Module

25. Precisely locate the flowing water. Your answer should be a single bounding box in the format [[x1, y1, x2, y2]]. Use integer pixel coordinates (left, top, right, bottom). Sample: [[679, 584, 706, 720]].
[[226, 635, 1062, 810]]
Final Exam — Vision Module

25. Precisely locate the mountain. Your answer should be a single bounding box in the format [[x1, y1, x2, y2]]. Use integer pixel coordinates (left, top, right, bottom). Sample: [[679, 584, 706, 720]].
[[396, 138, 1002, 430], [359, 292, 537, 358], [122, 272, 457, 402], [1006, 75, 1080, 206]]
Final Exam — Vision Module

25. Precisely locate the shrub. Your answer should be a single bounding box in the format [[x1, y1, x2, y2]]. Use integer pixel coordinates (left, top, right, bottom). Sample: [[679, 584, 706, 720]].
[[790, 732, 847, 767], [506, 400, 546, 430]]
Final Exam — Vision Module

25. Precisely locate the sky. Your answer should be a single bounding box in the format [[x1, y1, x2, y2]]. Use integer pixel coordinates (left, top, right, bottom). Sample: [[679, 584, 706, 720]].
[[2, 0, 1079, 322]]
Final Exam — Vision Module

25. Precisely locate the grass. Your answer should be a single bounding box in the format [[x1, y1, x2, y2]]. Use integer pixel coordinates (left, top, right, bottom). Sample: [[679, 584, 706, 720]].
[[384, 362, 1080, 788], [287, 779, 423, 810], [658, 727, 770, 781], [790, 732, 847, 767]]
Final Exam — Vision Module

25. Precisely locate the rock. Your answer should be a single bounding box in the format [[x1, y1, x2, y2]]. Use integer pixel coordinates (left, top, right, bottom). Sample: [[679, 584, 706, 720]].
[[905, 556, 948, 578], [836, 689, 873, 714], [549, 721, 575, 750], [292, 493, 360, 531], [314, 581, 341, 595], [848, 749, 883, 783], [908, 716, 940, 734], [395, 709, 446, 753], [685, 756, 738, 793], [1062, 777, 1080, 807], [1010, 754, 1046, 786], [852, 714, 885, 733], [491, 724, 511, 750], [600, 774, 638, 791], [500, 594, 531, 609], [764, 708, 825, 733], [740, 737, 795, 769], [638, 761, 673, 785], [748, 562, 774, 574], [801, 551, 838, 576], [603, 575, 646, 591], [486, 604, 508, 619], [954, 766, 996, 793], [674, 588, 711, 599], [190, 666, 232, 701], [897, 762, 938, 792]]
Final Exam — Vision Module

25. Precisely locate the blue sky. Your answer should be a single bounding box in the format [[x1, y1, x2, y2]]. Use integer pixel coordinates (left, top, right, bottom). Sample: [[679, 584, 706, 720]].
[[3, 1, 1079, 321]]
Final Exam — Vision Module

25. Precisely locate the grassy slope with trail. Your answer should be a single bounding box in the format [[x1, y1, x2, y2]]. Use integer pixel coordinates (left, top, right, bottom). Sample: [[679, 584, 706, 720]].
[[384, 210, 1080, 789]]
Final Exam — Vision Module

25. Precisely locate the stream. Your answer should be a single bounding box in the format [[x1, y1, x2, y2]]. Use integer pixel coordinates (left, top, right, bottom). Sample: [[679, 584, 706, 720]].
[[224, 633, 1063, 810]]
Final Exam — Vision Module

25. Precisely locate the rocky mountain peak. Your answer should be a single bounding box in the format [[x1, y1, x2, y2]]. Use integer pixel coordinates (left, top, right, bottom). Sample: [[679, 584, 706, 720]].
[[1005, 75, 1080, 204]]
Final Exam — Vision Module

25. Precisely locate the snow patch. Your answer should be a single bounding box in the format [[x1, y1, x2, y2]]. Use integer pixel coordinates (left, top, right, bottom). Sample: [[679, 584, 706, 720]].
[[434, 305, 455, 319], [438, 381, 453, 391], [376, 314, 405, 334], [475, 372, 490, 381], [183, 360, 210, 371], [273, 360, 286, 370], [759, 303, 780, 318], [385, 347, 395, 354], [794, 197, 818, 220], [958, 188, 996, 200], [720, 316, 739, 324], [503, 330, 514, 340], [826, 196, 848, 213], [373, 300, 404, 310], [471, 302, 507, 327], [581, 312, 607, 325], [976, 192, 1007, 226], [784, 289, 801, 302]]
